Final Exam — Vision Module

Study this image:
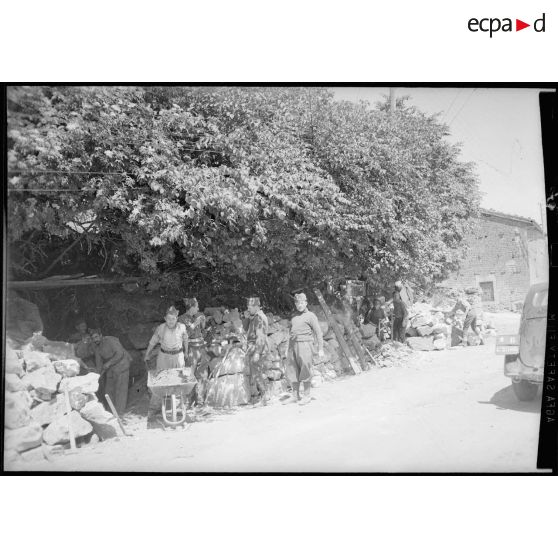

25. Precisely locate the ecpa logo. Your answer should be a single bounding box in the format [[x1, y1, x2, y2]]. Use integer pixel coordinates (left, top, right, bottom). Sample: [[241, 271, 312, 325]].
[[468, 13, 546, 37]]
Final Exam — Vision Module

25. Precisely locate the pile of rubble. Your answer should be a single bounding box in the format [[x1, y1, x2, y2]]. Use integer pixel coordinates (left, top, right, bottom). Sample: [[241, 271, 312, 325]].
[[4, 338, 121, 467], [404, 302, 451, 351]]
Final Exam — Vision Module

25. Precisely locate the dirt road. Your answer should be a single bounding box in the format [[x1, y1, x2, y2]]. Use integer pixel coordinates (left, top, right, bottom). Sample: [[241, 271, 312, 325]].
[[13, 313, 544, 473]]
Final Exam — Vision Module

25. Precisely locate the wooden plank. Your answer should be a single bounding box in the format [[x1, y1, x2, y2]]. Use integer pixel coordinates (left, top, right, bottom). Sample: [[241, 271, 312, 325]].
[[340, 299, 371, 371], [313, 289, 362, 375], [7, 276, 145, 290]]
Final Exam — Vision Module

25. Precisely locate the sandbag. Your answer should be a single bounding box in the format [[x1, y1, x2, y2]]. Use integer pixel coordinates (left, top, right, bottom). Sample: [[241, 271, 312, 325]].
[[205, 374, 251, 408], [217, 347, 248, 376]]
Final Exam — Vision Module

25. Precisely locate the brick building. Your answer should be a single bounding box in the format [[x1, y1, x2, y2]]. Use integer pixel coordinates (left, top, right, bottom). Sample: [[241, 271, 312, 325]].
[[441, 209, 548, 311]]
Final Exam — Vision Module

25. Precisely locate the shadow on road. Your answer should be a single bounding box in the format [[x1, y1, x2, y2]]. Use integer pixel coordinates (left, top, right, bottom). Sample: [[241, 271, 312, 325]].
[[479, 384, 542, 414]]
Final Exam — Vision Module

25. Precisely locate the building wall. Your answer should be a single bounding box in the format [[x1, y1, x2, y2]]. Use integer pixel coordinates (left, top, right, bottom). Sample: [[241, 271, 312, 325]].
[[442, 214, 546, 311]]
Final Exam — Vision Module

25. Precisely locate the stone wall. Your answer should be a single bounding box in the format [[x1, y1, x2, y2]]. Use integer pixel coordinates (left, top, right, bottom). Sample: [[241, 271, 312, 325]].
[[442, 212, 546, 311]]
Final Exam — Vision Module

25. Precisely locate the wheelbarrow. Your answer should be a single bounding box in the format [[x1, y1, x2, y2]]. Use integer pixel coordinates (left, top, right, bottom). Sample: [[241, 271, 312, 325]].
[[147, 367, 198, 427]]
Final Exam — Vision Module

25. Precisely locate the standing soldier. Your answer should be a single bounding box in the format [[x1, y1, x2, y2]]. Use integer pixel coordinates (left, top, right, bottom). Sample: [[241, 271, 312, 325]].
[[179, 297, 210, 408], [391, 291, 409, 342], [144, 306, 189, 427], [284, 292, 324, 406], [244, 296, 270, 406]]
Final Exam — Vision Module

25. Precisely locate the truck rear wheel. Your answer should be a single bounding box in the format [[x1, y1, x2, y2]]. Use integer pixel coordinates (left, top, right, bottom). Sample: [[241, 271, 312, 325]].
[[512, 379, 539, 401]]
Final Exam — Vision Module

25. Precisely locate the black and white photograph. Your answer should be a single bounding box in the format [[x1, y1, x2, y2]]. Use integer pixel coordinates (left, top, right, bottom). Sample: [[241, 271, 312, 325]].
[[2, 85, 553, 472]]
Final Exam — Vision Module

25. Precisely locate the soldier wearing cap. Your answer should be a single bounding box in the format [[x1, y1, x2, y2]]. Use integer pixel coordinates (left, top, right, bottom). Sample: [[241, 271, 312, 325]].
[[244, 296, 270, 406], [284, 292, 324, 405], [144, 306, 189, 427], [179, 297, 210, 407]]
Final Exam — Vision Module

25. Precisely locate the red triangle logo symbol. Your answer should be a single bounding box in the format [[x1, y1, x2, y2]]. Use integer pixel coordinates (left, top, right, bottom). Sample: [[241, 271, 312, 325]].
[[516, 19, 530, 31]]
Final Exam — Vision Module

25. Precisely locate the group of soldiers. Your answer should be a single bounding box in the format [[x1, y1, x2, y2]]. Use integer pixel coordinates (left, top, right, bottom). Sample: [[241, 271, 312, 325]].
[[358, 280, 414, 343], [68, 282, 484, 430], [141, 292, 324, 427], [358, 281, 484, 347]]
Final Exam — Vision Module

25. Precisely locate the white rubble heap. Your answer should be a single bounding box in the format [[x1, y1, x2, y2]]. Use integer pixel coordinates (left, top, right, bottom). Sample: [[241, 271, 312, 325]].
[[4, 338, 119, 468]]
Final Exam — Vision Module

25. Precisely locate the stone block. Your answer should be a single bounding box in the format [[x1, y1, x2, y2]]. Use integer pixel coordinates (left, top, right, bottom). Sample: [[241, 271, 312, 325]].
[[431, 324, 449, 336], [19, 446, 47, 463], [21, 350, 52, 372], [80, 401, 120, 440], [416, 325, 434, 337], [69, 388, 89, 411], [22, 365, 61, 398], [4, 422, 43, 453], [31, 394, 67, 426], [410, 315, 432, 329], [43, 410, 93, 445], [311, 375, 324, 388], [52, 359, 80, 377], [406, 336, 435, 351], [6, 346, 25, 377], [6, 373, 26, 392], [42, 444, 65, 461], [5, 391, 33, 429], [59, 372, 100, 395], [433, 338, 446, 350]]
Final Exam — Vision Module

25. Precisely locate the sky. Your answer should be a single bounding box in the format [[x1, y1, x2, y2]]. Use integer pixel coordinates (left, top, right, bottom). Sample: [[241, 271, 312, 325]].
[[331, 87, 549, 227]]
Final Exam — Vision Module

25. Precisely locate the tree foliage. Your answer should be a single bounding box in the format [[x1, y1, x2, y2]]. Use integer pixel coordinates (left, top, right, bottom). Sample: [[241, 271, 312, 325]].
[[7, 86, 480, 308]]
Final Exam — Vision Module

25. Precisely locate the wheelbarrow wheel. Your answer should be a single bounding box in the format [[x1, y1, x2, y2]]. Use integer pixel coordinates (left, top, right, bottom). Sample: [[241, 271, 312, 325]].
[[161, 394, 187, 427]]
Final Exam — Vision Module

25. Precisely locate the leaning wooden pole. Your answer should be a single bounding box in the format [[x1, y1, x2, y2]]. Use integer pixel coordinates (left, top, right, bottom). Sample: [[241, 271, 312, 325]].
[[314, 289, 362, 375]]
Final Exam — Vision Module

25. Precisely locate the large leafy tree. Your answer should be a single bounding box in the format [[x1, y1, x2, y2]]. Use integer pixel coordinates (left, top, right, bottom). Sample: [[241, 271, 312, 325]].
[[7, 86, 479, 308]]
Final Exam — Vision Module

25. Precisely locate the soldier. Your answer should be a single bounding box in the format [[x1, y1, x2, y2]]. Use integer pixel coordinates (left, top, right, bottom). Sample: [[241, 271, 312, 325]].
[[448, 289, 484, 347], [244, 296, 270, 406], [90, 329, 132, 416], [144, 306, 189, 427], [284, 293, 324, 406], [179, 297, 210, 408]]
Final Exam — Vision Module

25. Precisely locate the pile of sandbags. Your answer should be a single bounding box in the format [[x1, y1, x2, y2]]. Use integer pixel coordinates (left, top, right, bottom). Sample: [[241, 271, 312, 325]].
[[4, 339, 120, 469]]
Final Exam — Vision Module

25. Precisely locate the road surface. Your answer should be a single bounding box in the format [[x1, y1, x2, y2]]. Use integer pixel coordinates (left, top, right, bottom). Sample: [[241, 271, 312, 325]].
[[12, 315, 545, 473]]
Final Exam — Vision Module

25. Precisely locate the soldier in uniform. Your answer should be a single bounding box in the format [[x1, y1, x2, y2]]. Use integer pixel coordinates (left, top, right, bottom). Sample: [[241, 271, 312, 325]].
[[144, 306, 189, 427], [448, 289, 484, 347], [283, 292, 324, 406], [179, 297, 210, 408], [244, 296, 270, 406]]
